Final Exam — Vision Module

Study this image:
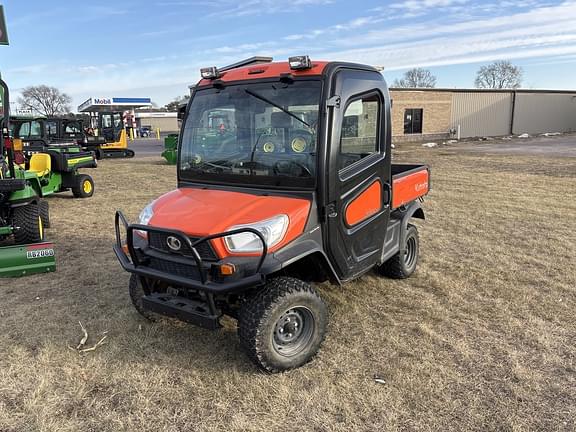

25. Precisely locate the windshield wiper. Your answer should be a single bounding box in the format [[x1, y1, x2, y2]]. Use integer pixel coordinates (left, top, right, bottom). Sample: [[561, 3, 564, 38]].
[[244, 88, 310, 128], [185, 160, 232, 172]]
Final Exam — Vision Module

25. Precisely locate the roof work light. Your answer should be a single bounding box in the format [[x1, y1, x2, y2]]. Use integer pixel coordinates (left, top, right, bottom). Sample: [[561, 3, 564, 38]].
[[288, 56, 312, 70], [200, 66, 220, 79]]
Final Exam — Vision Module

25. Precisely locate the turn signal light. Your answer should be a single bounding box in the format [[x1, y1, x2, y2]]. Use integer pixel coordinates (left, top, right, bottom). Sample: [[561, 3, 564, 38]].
[[220, 263, 236, 276]]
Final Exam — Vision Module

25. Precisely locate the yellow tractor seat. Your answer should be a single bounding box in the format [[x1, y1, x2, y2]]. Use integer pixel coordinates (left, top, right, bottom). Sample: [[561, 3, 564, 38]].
[[28, 153, 51, 177]]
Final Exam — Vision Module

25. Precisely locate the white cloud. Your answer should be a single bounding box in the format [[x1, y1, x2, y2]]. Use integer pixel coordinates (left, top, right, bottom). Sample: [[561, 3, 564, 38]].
[[390, 0, 470, 11]]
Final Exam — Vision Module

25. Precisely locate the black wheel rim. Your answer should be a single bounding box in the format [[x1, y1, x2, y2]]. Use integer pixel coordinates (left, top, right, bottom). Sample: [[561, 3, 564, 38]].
[[272, 306, 315, 357], [404, 236, 417, 268]]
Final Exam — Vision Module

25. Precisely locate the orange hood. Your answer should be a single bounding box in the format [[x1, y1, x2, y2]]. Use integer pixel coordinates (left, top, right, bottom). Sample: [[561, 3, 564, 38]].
[[149, 187, 311, 254]]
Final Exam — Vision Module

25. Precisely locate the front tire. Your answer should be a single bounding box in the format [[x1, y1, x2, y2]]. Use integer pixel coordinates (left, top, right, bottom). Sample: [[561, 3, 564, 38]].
[[39, 200, 50, 228], [72, 174, 94, 198], [13, 204, 43, 244], [129, 274, 163, 321], [378, 223, 419, 279], [238, 277, 328, 373]]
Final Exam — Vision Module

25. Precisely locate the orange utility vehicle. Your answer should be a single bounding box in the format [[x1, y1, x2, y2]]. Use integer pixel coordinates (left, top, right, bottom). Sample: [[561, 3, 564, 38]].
[[114, 56, 430, 372]]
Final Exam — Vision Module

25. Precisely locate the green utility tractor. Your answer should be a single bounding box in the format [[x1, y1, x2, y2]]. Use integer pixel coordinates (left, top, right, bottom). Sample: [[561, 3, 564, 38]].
[[10, 115, 87, 161], [1, 78, 54, 277], [161, 134, 178, 165], [161, 100, 186, 165], [20, 149, 97, 199]]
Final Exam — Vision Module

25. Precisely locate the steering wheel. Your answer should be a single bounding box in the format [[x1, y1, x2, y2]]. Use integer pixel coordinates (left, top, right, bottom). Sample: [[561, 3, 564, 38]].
[[273, 159, 312, 178]]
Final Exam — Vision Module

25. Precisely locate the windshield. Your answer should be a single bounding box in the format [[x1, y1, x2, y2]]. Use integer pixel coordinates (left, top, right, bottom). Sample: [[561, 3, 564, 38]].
[[180, 80, 321, 188]]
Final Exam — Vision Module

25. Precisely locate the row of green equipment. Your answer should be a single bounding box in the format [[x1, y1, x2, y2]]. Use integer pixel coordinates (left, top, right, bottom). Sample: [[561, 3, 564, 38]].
[[1, 76, 97, 277]]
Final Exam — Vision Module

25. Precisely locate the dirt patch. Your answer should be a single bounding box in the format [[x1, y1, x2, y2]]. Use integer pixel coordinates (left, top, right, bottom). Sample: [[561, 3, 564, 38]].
[[0, 151, 575, 431]]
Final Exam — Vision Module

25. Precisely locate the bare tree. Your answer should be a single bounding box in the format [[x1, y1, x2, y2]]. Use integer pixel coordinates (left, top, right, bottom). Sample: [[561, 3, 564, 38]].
[[474, 61, 523, 89], [393, 68, 437, 88], [18, 85, 72, 116], [164, 96, 188, 112]]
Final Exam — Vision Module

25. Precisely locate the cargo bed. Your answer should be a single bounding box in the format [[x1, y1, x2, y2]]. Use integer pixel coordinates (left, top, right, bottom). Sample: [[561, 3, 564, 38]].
[[391, 164, 430, 209]]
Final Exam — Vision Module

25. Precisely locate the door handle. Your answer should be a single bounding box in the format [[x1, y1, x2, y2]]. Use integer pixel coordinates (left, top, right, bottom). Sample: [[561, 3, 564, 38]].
[[326, 203, 338, 218], [382, 183, 391, 206]]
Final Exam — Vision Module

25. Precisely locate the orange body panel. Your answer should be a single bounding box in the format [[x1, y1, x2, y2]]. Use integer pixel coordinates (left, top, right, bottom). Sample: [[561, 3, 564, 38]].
[[149, 188, 311, 258], [345, 181, 382, 226], [392, 169, 430, 209], [198, 61, 328, 86]]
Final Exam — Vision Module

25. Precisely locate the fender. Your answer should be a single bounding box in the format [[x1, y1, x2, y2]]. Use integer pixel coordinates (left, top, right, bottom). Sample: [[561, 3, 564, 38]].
[[395, 200, 425, 252]]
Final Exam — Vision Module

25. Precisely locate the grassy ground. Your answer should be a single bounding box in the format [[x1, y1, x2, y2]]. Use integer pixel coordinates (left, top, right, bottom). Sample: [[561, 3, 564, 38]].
[[0, 145, 574, 431]]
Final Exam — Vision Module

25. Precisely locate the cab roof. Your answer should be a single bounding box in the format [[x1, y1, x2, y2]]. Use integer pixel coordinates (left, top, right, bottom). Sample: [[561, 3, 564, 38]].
[[197, 61, 329, 87]]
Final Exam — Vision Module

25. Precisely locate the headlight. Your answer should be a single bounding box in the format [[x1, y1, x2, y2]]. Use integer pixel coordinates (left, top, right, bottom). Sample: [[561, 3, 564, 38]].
[[224, 215, 289, 253], [138, 202, 154, 226]]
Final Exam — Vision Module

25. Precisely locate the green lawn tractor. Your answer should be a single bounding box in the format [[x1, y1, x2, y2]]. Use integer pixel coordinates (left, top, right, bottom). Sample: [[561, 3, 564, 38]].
[[1, 84, 55, 276]]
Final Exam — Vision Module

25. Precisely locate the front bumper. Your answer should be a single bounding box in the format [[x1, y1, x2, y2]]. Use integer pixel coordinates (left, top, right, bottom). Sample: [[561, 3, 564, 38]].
[[113, 211, 267, 295]]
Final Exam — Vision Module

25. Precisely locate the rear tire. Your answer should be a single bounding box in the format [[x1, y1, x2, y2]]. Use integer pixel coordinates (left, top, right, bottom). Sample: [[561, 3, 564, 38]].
[[238, 277, 328, 373], [39, 200, 50, 228], [378, 223, 419, 279], [72, 174, 94, 198], [13, 204, 43, 244]]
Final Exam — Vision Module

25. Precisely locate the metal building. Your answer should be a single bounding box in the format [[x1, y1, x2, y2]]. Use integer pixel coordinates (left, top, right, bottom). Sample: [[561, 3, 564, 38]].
[[390, 88, 576, 140], [451, 91, 512, 138]]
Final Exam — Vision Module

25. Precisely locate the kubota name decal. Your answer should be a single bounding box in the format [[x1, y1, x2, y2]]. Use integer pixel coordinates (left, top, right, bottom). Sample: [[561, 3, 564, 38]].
[[415, 182, 429, 192]]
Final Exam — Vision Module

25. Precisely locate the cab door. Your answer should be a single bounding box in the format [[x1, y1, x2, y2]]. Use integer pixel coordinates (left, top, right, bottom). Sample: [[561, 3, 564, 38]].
[[324, 68, 392, 280], [99, 112, 123, 143]]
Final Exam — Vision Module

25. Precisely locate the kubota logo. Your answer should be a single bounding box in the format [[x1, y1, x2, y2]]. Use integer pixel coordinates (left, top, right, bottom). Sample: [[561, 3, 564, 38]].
[[166, 236, 182, 251]]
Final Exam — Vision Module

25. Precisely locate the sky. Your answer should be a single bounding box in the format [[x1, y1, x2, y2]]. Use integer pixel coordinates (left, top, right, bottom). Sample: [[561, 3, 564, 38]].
[[1, 0, 576, 111]]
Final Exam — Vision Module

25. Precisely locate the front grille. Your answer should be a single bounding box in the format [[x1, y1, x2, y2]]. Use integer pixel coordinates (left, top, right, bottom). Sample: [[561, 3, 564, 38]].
[[147, 256, 203, 279], [148, 232, 218, 261]]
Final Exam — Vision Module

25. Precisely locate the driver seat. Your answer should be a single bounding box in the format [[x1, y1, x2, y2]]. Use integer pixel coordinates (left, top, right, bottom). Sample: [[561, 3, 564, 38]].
[[28, 153, 51, 177]]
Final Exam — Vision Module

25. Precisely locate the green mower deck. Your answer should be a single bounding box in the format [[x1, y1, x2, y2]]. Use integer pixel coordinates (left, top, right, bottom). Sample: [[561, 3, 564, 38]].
[[0, 241, 56, 277]]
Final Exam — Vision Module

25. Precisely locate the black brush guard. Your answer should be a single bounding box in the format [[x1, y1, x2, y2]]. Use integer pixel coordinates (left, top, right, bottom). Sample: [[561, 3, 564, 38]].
[[114, 211, 268, 329], [113, 211, 268, 294]]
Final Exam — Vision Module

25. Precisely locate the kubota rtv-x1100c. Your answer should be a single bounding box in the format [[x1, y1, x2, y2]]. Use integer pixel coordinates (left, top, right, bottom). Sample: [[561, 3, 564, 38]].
[[114, 56, 430, 372]]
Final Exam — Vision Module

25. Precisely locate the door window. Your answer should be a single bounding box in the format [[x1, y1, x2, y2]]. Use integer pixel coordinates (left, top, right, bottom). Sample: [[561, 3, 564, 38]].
[[101, 114, 113, 128], [18, 121, 31, 137], [64, 121, 82, 134], [404, 108, 423, 134], [46, 120, 58, 138], [339, 94, 380, 170], [113, 113, 123, 128], [29, 121, 42, 137]]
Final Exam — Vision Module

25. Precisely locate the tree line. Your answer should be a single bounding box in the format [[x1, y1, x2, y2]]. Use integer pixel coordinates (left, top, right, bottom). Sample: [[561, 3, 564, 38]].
[[393, 60, 523, 89]]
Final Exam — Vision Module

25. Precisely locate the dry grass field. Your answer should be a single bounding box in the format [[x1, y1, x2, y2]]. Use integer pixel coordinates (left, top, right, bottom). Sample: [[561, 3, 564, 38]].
[[1, 142, 575, 431]]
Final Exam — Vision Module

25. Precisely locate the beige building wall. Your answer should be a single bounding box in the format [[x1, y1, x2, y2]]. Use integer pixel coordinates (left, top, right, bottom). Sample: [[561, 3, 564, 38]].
[[137, 116, 179, 132], [389, 90, 452, 139], [451, 92, 512, 138], [513, 93, 576, 135]]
